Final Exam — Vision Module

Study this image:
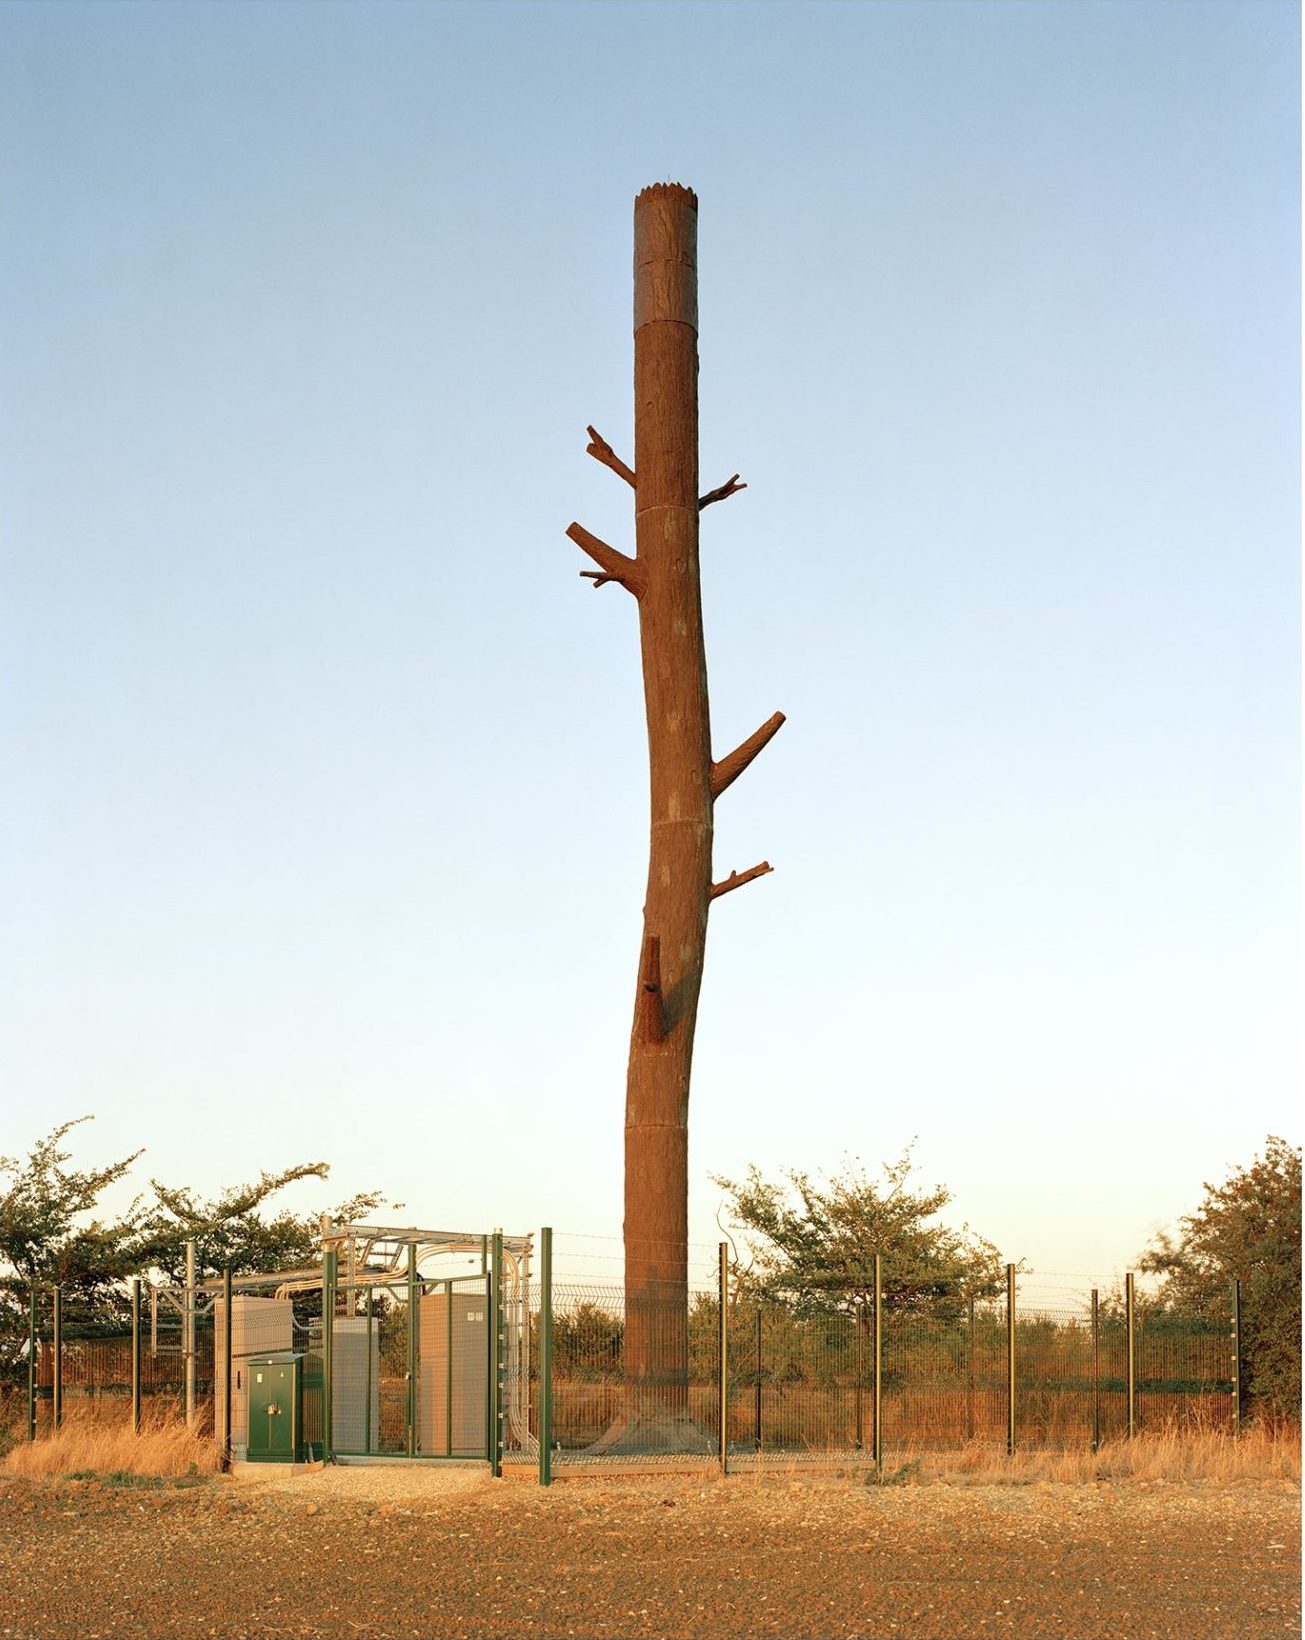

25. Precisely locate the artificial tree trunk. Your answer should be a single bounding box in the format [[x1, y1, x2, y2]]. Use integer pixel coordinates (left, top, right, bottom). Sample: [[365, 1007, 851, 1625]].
[[567, 184, 784, 1451]]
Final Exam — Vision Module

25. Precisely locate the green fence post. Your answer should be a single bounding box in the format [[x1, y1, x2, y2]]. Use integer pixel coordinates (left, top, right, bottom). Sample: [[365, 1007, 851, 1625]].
[[184, 1239, 196, 1430], [483, 1230, 495, 1469], [872, 1253, 883, 1469], [444, 1280, 454, 1457], [52, 1285, 62, 1431], [539, 1227, 553, 1488], [222, 1268, 232, 1469], [1125, 1272, 1136, 1440], [131, 1279, 142, 1435], [490, 1231, 503, 1477], [754, 1304, 763, 1452], [1091, 1287, 1100, 1454], [27, 1288, 37, 1442], [322, 1248, 337, 1464], [718, 1243, 729, 1475], [1006, 1264, 1016, 1457], [406, 1243, 418, 1459], [1230, 1277, 1242, 1438], [965, 1292, 975, 1443], [365, 1285, 374, 1456]]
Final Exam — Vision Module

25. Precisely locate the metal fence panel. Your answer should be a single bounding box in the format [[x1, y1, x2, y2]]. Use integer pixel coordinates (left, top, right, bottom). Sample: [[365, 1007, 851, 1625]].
[[12, 1262, 1245, 1467]]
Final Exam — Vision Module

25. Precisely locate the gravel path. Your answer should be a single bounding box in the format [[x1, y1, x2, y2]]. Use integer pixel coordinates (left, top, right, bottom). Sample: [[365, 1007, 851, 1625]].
[[0, 1470, 1296, 1639]]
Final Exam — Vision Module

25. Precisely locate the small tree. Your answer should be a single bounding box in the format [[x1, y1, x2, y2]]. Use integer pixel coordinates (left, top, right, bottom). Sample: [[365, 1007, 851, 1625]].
[[0, 1118, 150, 1308], [143, 1178, 384, 1286], [0, 1117, 380, 1377], [714, 1148, 1007, 1320], [1139, 1135, 1301, 1423]]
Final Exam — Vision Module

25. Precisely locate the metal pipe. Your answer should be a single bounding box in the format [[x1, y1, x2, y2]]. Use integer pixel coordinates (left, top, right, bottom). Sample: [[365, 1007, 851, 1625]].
[[872, 1253, 883, 1468], [754, 1304, 763, 1452], [1006, 1264, 1016, 1457], [539, 1227, 553, 1488], [1125, 1272, 1136, 1440], [718, 1242, 728, 1475], [490, 1231, 503, 1477], [184, 1240, 196, 1429], [854, 1298, 864, 1451], [131, 1279, 142, 1435], [1091, 1288, 1100, 1454], [222, 1268, 232, 1469], [965, 1293, 975, 1443], [500, 1250, 527, 1454], [26, 1289, 37, 1442], [1231, 1277, 1242, 1437], [52, 1286, 62, 1430], [483, 1264, 492, 1464]]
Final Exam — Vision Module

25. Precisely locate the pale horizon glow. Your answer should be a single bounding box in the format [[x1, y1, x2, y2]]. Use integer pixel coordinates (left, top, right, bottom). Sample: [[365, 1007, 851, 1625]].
[[0, 0, 1298, 1299]]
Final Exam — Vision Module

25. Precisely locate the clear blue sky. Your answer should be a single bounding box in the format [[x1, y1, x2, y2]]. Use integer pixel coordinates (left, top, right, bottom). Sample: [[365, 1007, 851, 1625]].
[[1, 0, 1298, 1294]]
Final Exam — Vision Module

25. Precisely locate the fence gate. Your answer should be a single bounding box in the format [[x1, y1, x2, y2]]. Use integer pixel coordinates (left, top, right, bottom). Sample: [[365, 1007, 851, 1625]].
[[332, 1272, 492, 1460], [418, 1275, 491, 1457]]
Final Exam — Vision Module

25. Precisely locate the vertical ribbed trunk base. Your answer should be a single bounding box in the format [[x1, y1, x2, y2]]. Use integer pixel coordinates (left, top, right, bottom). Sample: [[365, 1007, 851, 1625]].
[[585, 1408, 713, 1457]]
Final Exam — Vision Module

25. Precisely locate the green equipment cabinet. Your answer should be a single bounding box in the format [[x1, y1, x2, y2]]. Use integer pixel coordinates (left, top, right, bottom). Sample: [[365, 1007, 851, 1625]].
[[246, 1352, 321, 1463]]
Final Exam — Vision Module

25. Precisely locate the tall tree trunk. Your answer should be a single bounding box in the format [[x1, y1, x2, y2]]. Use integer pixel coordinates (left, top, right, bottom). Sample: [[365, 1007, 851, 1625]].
[[622, 182, 709, 1440], [568, 184, 783, 1452]]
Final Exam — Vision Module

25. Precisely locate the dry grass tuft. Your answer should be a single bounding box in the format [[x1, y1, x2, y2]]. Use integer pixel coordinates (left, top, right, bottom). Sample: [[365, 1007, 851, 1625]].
[[0, 1400, 221, 1480]]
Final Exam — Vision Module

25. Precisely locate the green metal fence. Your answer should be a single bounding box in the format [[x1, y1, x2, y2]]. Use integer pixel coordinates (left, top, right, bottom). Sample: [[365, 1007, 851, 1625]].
[[537, 1283, 723, 1464], [21, 1285, 209, 1436], [15, 1240, 1243, 1481], [524, 1248, 1238, 1472]]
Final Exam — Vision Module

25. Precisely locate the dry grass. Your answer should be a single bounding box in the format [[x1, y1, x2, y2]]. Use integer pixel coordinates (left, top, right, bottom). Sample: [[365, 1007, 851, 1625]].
[[0, 1390, 1294, 1490], [551, 1380, 1242, 1453], [847, 1422, 1301, 1485], [0, 1399, 221, 1480]]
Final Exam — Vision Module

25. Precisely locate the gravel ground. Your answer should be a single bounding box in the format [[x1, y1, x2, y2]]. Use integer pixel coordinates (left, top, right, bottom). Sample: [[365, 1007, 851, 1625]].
[[0, 1468, 1296, 1640]]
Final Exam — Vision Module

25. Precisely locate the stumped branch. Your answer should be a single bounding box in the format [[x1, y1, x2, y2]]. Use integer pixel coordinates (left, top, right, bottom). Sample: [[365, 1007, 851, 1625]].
[[634, 933, 664, 1042], [710, 711, 786, 800], [710, 861, 773, 901], [699, 474, 747, 510], [586, 425, 636, 489], [567, 521, 646, 597]]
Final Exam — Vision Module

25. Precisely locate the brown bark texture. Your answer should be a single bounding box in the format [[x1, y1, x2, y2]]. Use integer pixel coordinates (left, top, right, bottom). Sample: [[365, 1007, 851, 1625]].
[[570, 185, 782, 1452], [621, 182, 707, 1447]]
